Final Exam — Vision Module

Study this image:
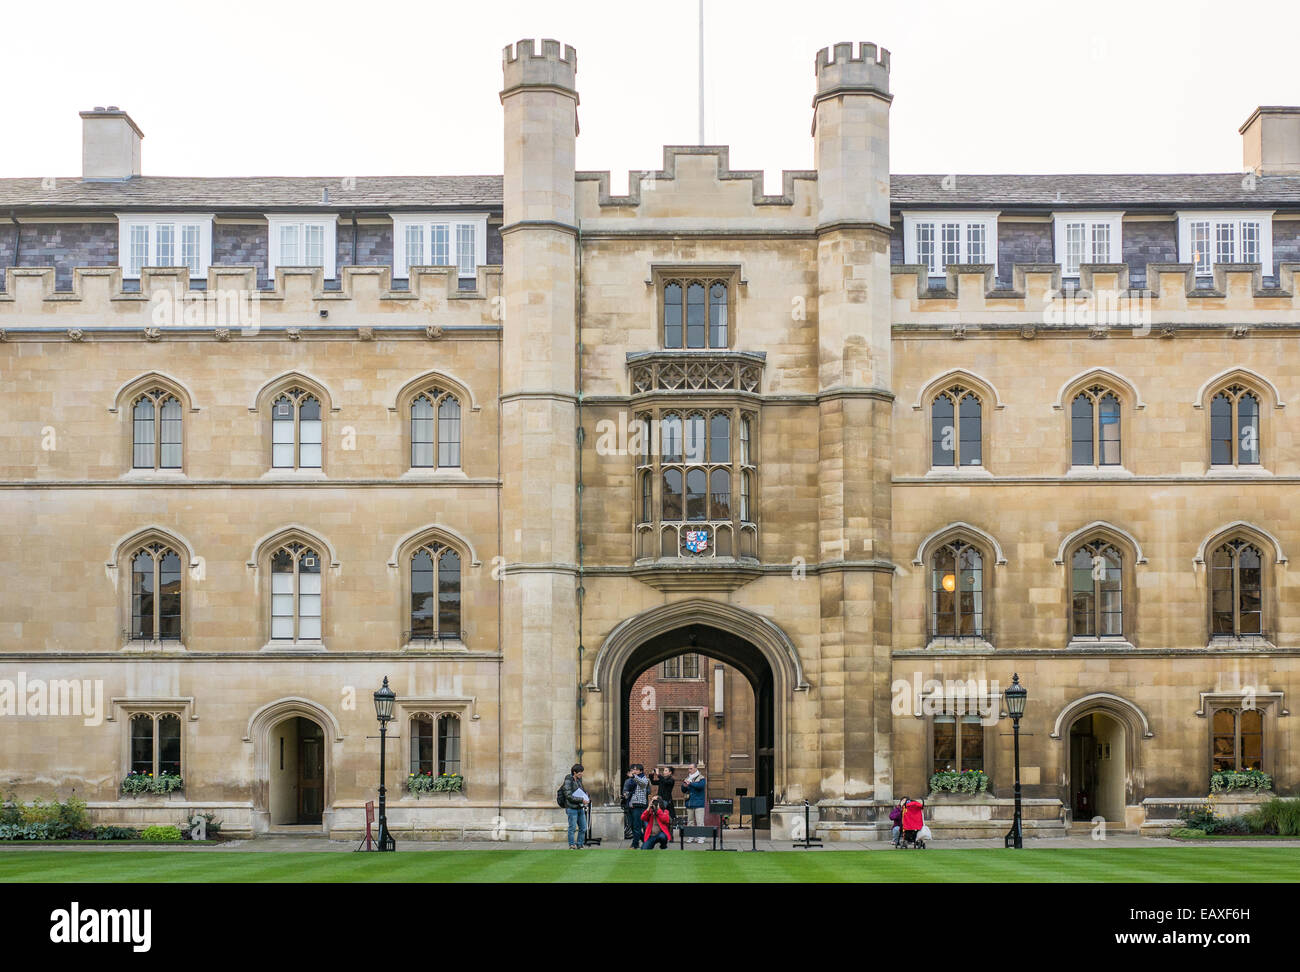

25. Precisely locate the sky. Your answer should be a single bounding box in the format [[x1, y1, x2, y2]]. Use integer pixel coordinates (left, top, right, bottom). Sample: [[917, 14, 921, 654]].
[[3, 0, 1298, 190]]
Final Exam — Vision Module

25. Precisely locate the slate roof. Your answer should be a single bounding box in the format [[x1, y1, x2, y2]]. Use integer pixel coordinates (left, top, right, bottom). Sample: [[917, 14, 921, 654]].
[[0, 175, 504, 212], [2, 171, 1300, 213]]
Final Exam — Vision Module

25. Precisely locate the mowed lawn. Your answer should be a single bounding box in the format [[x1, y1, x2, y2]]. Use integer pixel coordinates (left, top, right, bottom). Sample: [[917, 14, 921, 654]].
[[0, 846, 1297, 882]]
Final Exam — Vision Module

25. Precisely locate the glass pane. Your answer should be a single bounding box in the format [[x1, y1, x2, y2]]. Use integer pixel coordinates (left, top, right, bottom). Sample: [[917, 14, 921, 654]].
[[686, 282, 706, 348], [160, 397, 183, 468], [133, 398, 156, 468], [158, 713, 181, 775], [685, 468, 707, 521], [931, 545, 956, 636], [708, 282, 727, 347], [438, 549, 461, 638], [159, 551, 182, 640], [663, 283, 682, 347], [709, 468, 730, 520], [709, 413, 729, 463], [438, 397, 461, 467], [439, 715, 461, 775], [405, 224, 424, 271], [931, 395, 954, 467], [959, 394, 981, 466], [684, 413, 705, 464], [181, 224, 202, 275], [456, 224, 476, 277], [410, 549, 434, 638], [431, 224, 449, 266], [739, 417, 751, 465], [1210, 394, 1233, 465], [1098, 395, 1121, 466], [131, 551, 154, 639], [129, 225, 149, 276], [411, 396, 434, 467], [1238, 394, 1259, 465], [959, 716, 983, 772], [130, 714, 154, 775], [411, 716, 434, 774], [304, 224, 324, 267], [1071, 394, 1093, 465], [932, 715, 956, 774], [661, 415, 682, 463], [662, 469, 682, 520], [279, 225, 298, 266], [155, 223, 174, 266]]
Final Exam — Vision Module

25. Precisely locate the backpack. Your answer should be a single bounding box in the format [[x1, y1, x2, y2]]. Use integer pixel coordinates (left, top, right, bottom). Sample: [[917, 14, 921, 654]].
[[556, 778, 568, 808]]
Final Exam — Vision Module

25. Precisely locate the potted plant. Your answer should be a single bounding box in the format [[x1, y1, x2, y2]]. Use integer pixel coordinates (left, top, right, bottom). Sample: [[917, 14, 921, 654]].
[[1209, 769, 1272, 793], [928, 768, 991, 795]]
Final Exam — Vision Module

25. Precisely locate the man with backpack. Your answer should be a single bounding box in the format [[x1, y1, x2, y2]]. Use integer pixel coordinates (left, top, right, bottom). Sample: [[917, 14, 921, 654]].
[[558, 763, 590, 849], [622, 764, 650, 848]]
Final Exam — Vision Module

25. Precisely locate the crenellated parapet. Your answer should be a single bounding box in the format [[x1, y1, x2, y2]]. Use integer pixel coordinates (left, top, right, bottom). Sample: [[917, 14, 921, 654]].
[[0, 264, 503, 332], [501, 37, 577, 96], [814, 41, 891, 104], [891, 262, 1300, 329]]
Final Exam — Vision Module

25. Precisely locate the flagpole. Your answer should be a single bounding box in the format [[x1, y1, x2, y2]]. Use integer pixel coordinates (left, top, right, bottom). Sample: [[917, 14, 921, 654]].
[[698, 0, 705, 144]]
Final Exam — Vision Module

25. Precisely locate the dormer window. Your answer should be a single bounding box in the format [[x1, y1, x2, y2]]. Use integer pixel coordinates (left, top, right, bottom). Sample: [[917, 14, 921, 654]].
[[902, 212, 998, 278], [117, 214, 213, 279], [266, 215, 337, 279], [1052, 212, 1123, 277], [392, 214, 488, 282], [1177, 212, 1272, 277]]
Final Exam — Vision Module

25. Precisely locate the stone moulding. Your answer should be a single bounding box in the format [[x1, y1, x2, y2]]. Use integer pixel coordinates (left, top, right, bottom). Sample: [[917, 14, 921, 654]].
[[627, 561, 762, 594], [577, 145, 817, 209], [627, 350, 765, 395]]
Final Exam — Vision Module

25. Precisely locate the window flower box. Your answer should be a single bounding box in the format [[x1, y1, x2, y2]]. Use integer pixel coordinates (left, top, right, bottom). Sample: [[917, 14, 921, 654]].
[[120, 771, 184, 796], [1209, 769, 1272, 793], [406, 772, 464, 795], [928, 769, 990, 795]]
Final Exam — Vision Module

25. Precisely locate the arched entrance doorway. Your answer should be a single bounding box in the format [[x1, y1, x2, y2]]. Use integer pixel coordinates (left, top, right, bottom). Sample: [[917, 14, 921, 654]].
[[1052, 692, 1152, 828], [1068, 712, 1126, 824], [269, 716, 325, 826], [591, 599, 807, 828], [620, 626, 775, 824]]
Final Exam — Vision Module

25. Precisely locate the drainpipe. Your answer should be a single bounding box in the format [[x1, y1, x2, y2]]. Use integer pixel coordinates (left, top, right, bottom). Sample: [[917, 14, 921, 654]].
[[350, 211, 359, 266], [575, 221, 585, 769]]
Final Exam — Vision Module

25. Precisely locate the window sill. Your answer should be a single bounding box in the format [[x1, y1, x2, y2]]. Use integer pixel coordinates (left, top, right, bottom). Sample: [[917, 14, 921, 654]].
[[1065, 466, 1133, 480], [1207, 636, 1277, 650], [120, 640, 188, 653], [400, 639, 468, 654], [925, 466, 993, 480], [120, 469, 188, 482], [399, 468, 468, 482], [925, 637, 996, 652], [261, 469, 327, 481], [1204, 466, 1271, 478], [1066, 638, 1135, 650], [259, 641, 327, 654]]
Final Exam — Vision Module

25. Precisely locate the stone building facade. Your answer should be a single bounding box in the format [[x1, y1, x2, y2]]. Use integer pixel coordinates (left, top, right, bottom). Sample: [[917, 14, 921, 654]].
[[0, 40, 1297, 840]]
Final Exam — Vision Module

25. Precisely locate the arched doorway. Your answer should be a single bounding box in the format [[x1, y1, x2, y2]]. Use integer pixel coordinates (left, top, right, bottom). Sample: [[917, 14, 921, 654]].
[[620, 627, 774, 824], [269, 716, 325, 826], [1068, 712, 1126, 824], [591, 599, 807, 827]]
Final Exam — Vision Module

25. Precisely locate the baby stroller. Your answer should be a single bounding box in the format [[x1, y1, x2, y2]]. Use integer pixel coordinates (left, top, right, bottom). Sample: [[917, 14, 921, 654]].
[[897, 798, 928, 849]]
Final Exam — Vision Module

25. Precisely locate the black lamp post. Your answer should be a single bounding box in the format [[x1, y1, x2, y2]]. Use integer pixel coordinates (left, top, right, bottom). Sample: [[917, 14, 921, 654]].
[[374, 676, 397, 852], [1004, 673, 1027, 849]]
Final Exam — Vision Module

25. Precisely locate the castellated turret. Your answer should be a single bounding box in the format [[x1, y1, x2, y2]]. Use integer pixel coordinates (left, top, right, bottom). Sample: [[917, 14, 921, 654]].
[[501, 38, 578, 97], [812, 41, 892, 229]]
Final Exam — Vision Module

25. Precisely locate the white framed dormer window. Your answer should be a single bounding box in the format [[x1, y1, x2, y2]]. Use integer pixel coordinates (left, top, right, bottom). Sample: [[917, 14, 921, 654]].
[[391, 213, 488, 280], [1052, 212, 1123, 277], [117, 214, 214, 279], [1177, 212, 1273, 277], [902, 211, 998, 278], [266, 215, 338, 279]]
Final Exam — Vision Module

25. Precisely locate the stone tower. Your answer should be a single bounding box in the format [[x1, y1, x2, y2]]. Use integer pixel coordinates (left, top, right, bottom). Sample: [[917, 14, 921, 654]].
[[811, 42, 896, 809], [499, 39, 581, 827]]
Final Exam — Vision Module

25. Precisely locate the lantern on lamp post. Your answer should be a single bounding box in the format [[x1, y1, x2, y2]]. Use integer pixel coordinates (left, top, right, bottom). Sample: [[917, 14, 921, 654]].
[[1004, 673, 1027, 849], [373, 676, 397, 852]]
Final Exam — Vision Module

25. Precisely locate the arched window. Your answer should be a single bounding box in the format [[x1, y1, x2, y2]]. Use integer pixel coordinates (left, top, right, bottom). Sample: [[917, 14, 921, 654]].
[[930, 387, 982, 467], [685, 468, 707, 521], [640, 471, 653, 523], [684, 412, 706, 463], [130, 543, 183, 641], [1070, 387, 1121, 467], [739, 415, 752, 465], [662, 469, 683, 520], [1210, 539, 1263, 637], [271, 387, 322, 469], [270, 543, 322, 642], [129, 712, 182, 778], [438, 714, 462, 776], [409, 543, 461, 642], [1210, 385, 1261, 466], [1070, 540, 1123, 638], [132, 389, 183, 470], [1212, 708, 1263, 772], [410, 389, 461, 469], [930, 540, 984, 638], [662, 278, 730, 349], [709, 468, 731, 520], [740, 471, 752, 522], [661, 414, 683, 463], [710, 413, 730, 463]]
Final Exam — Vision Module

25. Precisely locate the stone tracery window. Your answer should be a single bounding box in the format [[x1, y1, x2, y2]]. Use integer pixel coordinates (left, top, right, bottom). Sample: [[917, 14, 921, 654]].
[[410, 387, 462, 469], [929, 539, 985, 638], [663, 278, 729, 349], [409, 542, 462, 642], [1070, 386, 1121, 467], [132, 388, 184, 470], [270, 542, 323, 643], [129, 542, 183, 641], [930, 385, 982, 467], [1210, 384, 1260, 467], [271, 386, 322, 469], [1070, 539, 1124, 639], [1210, 538, 1263, 637]]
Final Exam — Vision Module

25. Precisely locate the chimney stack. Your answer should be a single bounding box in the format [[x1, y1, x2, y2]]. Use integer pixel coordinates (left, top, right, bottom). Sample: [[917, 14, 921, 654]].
[[1240, 106, 1300, 176], [80, 107, 143, 181]]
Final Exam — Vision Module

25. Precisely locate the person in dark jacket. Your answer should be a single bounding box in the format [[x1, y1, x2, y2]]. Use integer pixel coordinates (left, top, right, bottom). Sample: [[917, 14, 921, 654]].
[[649, 765, 676, 811], [622, 764, 650, 847], [889, 797, 906, 847], [641, 796, 673, 850], [561, 763, 590, 849]]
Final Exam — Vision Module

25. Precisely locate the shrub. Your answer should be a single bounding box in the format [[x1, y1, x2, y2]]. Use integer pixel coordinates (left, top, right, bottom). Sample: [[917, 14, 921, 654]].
[[57, 796, 89, 832], [1170, 827, 1207, 839], [1245, 797, 1300, 836], [141, 825, 183, 842], [178, 813, 222, 840], [928, 769, 990, 794], [94, 826, 140, 841], [0, 794, 21, 827], [121, 772, 185, 795], [1210, 769, 1272, 792]]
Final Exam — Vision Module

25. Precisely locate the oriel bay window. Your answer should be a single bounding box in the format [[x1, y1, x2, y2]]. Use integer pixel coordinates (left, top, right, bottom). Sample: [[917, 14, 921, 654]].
[[1210, 539, 1263, 637], [1070, 540, 1124, 639], [131, 388, 183, 470], [1070, 386, 1121, 467], [633, 406, 758, 560], [932, 714, 984, 774], [930, 385, 982, 467], [1210, 385, 1261, 466], [130, 543, 183, 642]]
